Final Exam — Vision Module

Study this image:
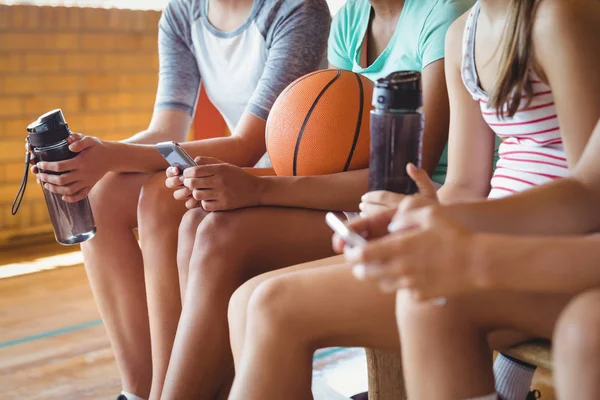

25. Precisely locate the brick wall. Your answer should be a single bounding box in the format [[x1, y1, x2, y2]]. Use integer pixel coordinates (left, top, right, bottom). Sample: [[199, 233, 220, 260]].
[[0, 5, 161, 246]]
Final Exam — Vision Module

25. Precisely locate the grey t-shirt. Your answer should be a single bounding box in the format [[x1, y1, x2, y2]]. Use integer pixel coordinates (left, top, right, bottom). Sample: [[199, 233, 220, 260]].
[[154, 0, 331, 133]]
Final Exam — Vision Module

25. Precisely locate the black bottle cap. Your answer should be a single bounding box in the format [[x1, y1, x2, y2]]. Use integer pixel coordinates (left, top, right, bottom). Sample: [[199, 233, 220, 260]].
[[372, 71, 422, 111], [27, 109, 70, 148]]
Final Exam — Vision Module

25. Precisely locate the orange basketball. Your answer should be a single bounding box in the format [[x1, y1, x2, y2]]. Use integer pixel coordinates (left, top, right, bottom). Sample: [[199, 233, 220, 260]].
[[266, 69, 374, 176]]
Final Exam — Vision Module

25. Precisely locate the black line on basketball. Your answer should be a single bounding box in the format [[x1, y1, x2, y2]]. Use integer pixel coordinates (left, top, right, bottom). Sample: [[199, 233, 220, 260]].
[[267, 70, 332, 151], [343, 73, 364, 172], [279, 69, 334, 101], [292, 69, 342, 176]]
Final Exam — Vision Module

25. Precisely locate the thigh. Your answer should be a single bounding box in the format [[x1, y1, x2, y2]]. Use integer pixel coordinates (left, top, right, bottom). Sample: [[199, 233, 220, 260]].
[[195, 207, 337, 280], [440, 291, 572, 341], [256, 262, 399, 352], [87, 171, 150, 230]]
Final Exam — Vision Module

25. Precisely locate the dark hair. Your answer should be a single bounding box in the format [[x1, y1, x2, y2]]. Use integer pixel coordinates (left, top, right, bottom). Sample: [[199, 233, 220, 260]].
[[489, 0, 540, 118]]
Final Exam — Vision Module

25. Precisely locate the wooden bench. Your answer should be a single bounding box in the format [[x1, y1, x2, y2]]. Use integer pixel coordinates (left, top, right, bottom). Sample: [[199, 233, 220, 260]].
[[365, 340, 552, 400]]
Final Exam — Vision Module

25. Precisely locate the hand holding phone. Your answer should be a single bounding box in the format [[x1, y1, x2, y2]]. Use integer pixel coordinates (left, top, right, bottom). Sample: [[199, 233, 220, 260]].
[[156, 141, 197, 171], [325, 212, 366, 248]]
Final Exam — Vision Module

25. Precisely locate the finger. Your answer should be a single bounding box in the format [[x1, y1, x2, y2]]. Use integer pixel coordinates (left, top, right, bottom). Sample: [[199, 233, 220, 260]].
[[378, 276, 416, 293], [407, 164, 437, 198], [194, 156, 224, 166], [173, 187, 192, 201], [345, 232, 414, 268], [201, 200, 218, 212], [43, 181, 85, 196], [332, 233, 346, 254], [346, 208, 396, 240], [379, 277, 414, 294], [186, 198, 200, 210], [361, 191, 404, 206], [37, 171, 79, 186], [184, 177, 217, 190], [358, 202, 389, 216], [389, 196, 437, 233], [37, 159, 77, 173], [62, 187, 92, 203], [192, 189, 216, 202], [30, 165, 39, 175], [68, 136, 95, 153], [183, 166, 218, 179], [165, 176, 184, 189], [66, 133, 84, 144], [166, 167, 181, 178]]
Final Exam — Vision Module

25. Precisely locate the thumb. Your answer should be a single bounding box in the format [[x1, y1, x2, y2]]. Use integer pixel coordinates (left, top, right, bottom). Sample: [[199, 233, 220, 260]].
[[407, 163, 437, 199], [194, 156, 223, 165], [67, 133, 84, 144], [68, 136, 94, 153]]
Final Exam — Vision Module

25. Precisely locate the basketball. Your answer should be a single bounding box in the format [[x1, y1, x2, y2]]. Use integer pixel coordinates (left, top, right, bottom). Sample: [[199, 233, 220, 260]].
[[266, 69, 374, 176]]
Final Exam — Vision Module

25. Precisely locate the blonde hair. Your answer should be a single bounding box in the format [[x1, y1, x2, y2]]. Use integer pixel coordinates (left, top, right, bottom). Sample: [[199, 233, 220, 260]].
[[488, 0, 540, 118]]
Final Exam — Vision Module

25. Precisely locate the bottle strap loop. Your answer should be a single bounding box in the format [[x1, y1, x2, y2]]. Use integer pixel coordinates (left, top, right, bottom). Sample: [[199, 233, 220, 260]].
[[12, 149, 31, 216]]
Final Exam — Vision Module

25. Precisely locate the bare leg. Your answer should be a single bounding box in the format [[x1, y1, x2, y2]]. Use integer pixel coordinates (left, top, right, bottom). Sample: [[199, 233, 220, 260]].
[[229, 262, 400, 400], [176, 208, 210, 302], [161, 207, 337, 399], [395, 291, 571, 400], [137, 172, 193, 399], [554, 290, 600, 400], [228, 255, 344, 370], [81, 172, 152, 397]]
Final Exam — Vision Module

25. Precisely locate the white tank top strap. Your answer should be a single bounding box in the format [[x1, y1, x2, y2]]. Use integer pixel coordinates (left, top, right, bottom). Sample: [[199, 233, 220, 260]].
[[461, 1, 486, 101]]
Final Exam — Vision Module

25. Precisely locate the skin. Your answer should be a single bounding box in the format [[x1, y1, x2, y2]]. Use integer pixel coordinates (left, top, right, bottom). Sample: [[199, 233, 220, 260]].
[[229, 0, 600, 398], [339, 1, 600, 398], [224, 0, 493, 399], [158, 0, 453, 398], [29, 0, 307, 397]]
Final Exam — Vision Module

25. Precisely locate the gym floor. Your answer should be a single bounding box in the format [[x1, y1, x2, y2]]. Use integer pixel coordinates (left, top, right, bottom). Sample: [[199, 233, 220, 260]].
[[0, 243, 554, 400]]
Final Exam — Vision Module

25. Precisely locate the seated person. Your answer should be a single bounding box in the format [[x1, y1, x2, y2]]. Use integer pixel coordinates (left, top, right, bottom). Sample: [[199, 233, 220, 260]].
[[227, 0, 600, 399], [32, 0, 331, 398], [157, 0, 468, 398]]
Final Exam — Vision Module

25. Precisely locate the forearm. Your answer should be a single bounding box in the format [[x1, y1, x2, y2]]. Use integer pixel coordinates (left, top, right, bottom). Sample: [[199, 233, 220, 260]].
[[446, 178, 600, 235], [477, 233, 600, 293], [437, 182, 489, 205], [107, 135, 263, 173], [258, 169, 368, 211]]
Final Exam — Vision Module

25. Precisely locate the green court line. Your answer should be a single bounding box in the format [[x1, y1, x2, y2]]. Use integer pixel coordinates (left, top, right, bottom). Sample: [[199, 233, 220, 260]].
[[313, 347, 345, 361], [0, 319, 103, 349], [0, 319, 347, 364]]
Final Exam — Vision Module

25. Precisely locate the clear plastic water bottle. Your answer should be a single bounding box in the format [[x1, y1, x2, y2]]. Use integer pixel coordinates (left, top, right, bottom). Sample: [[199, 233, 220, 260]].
[[12, 109, 96, 245], [368, 71, 423, 194]]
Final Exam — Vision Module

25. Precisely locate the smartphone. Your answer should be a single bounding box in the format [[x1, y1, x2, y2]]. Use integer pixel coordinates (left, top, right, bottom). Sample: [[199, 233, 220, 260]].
[[325, 212, 366, 247], [156, 141, 197, 171]]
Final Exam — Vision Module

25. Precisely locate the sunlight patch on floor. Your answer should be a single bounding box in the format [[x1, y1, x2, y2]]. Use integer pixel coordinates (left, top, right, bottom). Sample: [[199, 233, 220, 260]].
[[0, 251, 82, 279]]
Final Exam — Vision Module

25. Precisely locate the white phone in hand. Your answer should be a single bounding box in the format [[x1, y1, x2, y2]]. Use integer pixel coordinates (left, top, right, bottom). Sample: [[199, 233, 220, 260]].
[[156, 141, 197, 171], [325, 212, 366, 247]]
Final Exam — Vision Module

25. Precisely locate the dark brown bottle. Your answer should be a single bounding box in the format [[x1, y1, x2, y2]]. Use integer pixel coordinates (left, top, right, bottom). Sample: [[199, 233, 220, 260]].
[[13, 109, 96, 245], [368, 71, 423, 194]]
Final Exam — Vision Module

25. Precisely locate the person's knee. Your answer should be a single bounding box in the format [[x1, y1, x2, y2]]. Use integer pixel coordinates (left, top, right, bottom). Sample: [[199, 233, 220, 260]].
[[88, 172, 136, 227], [245, 277, 298, 337], [228, 277, 263, 358], [187, 211, 248, 282], [177, 208, 210, 272], [138, 172, 183, 231], [555, 291, 600, 361]]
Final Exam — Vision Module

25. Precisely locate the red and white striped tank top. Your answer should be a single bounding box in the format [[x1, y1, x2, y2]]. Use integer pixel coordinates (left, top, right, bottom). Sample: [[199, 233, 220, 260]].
[[461, 2, 568, 200]]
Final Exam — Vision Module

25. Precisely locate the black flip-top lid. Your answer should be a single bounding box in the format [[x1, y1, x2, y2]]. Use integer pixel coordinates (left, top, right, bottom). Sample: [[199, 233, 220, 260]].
[[372, 71, 422, 111], [26, 109, 70, 147]]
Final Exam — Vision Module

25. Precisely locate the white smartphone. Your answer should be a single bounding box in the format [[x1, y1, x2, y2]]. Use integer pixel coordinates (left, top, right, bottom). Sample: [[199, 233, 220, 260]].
[[325, 212, 366, 247], [156, 141, 197, 171]]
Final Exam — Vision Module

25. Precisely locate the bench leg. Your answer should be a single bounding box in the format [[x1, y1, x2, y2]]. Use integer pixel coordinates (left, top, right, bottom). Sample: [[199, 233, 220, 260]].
[[366, 348, 407, 400]]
